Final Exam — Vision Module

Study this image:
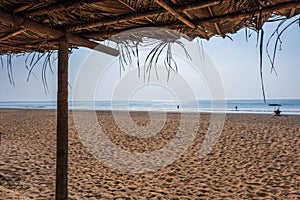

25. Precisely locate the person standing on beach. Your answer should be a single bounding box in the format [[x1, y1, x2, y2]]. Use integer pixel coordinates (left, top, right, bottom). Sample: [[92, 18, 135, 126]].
[[235, 106, 238, 111]]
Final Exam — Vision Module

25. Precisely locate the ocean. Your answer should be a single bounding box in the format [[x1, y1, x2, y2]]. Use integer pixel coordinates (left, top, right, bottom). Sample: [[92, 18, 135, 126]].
[[0, 99, 300, 115]]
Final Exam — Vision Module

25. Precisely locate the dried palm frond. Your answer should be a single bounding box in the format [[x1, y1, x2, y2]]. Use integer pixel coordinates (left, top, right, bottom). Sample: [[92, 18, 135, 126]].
[[112, 33, 144, 76], [221, 0, 254, 12], [113, 30, 191, 82], [259, 29, 266, 102], [1, 54, 15, 86], [143, 39, 191, 82], [196, 37, 205, 68], [266, 16, 300, 75], [25, 51, 57, 93]]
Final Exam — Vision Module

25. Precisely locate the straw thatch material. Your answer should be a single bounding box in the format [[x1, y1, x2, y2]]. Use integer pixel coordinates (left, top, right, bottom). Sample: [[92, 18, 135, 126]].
[[0, 0, 299, 54]]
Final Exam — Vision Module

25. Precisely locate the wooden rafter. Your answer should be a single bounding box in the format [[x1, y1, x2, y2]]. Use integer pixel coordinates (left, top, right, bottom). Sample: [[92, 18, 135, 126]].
[[0, 8, 119, 56], [154, 0, 208, 38], [68, 0, 220, 32], [289, 8, 296, 18], [154, 0, 196, 28], [176, 1, 195, 20], [169, 0, 208, 38], [0, 29, 25, 42], [56, 37, 69, 200], [118, 0, 155, 24], [207, 6, 223, 37]]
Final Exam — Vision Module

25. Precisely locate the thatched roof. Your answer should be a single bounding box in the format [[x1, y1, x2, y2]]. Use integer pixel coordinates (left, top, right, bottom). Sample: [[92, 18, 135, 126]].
[[0, 0, 299, 55]]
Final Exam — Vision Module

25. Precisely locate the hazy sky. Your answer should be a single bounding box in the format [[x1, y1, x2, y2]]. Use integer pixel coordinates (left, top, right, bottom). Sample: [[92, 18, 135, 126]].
[[0, 17, 299, 101]]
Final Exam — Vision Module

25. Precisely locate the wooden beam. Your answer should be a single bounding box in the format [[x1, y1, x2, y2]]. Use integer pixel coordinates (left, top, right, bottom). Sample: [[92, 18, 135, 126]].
[[154, 0, 195, 28], [0, 8, 119, 56], [169, 0, 192, 19], [154, 0, 208, 38], [169, 0, 208, 39], [213, 23, 222, 36], [0, 29, 25, 41], [27, 0, 105, 16], [68, 0, 220, 32], [207, 6, 223, 37], [289, 8, 296, 18], [56, 37, 69, 200]]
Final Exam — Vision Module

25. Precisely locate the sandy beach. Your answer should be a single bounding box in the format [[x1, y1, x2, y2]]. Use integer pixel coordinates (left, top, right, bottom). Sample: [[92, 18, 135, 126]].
[[0, 109, 299, 199]]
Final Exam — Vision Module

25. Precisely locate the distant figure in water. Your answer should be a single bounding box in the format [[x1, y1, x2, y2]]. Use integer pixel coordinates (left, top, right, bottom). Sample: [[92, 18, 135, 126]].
[[177, 105, 179, 109], [235, 106, 238, 111]]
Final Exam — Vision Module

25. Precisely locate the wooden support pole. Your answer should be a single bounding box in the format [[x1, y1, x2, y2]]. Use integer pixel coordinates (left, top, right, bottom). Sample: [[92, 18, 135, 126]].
[[56, 37, 69, 200], [0, 8, 119, 56]]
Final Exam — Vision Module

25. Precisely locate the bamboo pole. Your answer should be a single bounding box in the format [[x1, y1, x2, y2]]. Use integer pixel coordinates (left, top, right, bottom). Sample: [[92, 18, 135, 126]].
[[154, 0, 208, 38], [0, 29, 25, 42], [56, 37, 69, 200], [207, 6, 223, 37], [154, 0, 195, 28], [0, 8, 119, 56]]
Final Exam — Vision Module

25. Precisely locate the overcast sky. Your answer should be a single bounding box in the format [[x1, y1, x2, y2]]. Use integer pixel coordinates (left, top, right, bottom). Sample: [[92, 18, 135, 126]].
[[0, 17, 299, 101]]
